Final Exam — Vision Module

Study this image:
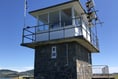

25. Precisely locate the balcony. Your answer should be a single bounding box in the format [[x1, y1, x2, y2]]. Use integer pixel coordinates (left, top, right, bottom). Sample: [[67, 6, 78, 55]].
[[21, 1, 99, 52], [21, 20, 99, 52]]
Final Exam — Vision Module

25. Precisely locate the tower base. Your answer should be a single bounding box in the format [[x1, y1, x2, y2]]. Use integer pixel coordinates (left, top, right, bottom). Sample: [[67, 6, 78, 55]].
[[34, 42, 92, 79]]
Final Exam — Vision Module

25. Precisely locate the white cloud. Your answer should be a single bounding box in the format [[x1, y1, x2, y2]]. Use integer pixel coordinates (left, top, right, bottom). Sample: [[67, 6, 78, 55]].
[[0, 66, 34, 72], [109, 67, 118, 73], [11, 67, 34, 72]]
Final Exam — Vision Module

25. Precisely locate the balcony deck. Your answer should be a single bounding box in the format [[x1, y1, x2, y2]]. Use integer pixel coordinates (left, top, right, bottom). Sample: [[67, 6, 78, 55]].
[[21, 24, 99, 53]]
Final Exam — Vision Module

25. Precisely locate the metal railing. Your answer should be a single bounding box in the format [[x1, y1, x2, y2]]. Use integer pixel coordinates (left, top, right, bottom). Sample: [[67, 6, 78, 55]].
[[21, 23, 99, 49], [92, 65, 110, 79]]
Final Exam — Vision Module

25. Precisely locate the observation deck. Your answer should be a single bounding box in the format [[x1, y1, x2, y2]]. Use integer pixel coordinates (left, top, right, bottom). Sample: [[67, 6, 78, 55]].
[[21, 21, 99, 52], [21, 1, 99, 53]]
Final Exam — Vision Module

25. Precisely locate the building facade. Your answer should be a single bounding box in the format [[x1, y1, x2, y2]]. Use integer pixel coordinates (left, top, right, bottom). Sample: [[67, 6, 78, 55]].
[[21, 0, 99, 79]]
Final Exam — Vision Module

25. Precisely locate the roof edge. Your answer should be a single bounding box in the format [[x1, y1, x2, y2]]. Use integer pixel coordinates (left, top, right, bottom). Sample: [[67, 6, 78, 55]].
[[29, 0, 86, 14]]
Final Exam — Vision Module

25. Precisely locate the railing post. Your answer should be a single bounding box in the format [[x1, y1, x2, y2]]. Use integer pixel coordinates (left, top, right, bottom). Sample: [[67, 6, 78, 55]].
[[35, 26, 37, 42], [80, 17, 83, 36], [90, 28, 92, 44], [48, 23, 50, 40], [72, 7, 75, 26], [86, 26, 88, 40], [96, 36, 99, 49], [63, 23, 65, 38], [22, 28, 25, 43], [80, 22, 83, 36], [59, 10, 62, 27]]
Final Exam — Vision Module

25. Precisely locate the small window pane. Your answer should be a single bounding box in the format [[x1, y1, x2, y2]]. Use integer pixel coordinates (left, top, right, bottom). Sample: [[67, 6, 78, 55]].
[[51, 46, 57, 59]]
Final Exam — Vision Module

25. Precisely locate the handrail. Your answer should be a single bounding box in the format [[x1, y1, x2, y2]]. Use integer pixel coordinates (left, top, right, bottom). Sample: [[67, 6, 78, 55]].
[[22, 24, 99, 49]]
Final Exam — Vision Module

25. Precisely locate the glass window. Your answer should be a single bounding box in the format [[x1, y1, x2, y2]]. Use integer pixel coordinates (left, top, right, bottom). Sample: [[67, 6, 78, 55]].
[[38, 13, 49, 31], [51, 46, 57, 59], [49, 11, 59, 29], [74, 9, 81, 26], [75, 18, 81, 26], [61, 8, 72, 26]]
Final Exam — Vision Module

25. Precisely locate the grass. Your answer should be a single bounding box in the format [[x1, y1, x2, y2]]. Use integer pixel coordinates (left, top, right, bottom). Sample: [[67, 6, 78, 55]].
[[114, 74, 118, 79]]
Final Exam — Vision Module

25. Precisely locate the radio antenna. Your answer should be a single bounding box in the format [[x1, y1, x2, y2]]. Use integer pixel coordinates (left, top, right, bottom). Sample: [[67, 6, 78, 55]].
[[24, 0, 28, 28]]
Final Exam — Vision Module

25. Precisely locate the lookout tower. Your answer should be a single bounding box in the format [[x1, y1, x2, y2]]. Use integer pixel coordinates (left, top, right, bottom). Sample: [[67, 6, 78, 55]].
[[21, 0, 100, 79]]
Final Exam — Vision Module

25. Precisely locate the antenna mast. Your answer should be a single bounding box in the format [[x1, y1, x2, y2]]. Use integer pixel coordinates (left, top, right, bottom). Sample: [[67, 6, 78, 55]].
[[24, 0, 27, 28], [86, 0, 103, 26]]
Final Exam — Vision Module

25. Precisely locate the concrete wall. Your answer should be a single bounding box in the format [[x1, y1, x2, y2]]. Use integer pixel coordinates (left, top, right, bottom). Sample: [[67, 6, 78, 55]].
[[34, 42, 92, 79]]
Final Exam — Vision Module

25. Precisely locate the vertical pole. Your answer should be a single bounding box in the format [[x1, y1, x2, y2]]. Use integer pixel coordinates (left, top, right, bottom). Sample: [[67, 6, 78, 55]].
[[22, 28, 25, 43], [80, 17, 83, 35], [22, 0, 27, 43], [35, 26, 36, 42], [59, 10, 62, 27], [37, 16, 39, 31], [24, 0, 27, 28], [66, 44, 69, 66], [72, 7, 75, 26], [48, 12, 50, 27], [48, 12, 50, 40], [90, 28, 92, 44], [35, 16, 39, 41], [95, 25, 99, 48]]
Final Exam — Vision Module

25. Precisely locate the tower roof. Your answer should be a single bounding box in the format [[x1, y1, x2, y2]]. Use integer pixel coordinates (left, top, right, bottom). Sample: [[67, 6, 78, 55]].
[[29, 0, 86, 18]]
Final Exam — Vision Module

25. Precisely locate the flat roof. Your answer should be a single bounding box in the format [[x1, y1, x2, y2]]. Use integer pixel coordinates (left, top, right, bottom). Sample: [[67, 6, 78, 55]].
[[29, 0, 84, 13]]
